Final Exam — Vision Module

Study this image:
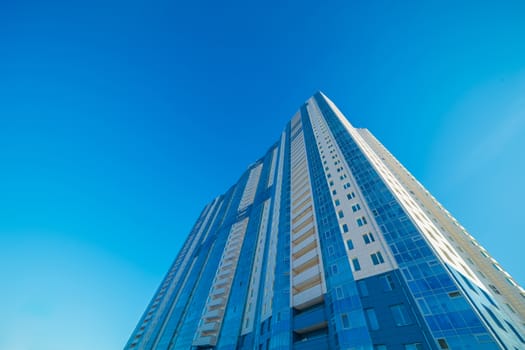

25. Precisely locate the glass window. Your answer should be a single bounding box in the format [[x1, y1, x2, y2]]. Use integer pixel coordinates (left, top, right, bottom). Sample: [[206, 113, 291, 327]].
[[346, 239, 354, 250], [363, 233, 375, 244], [506, 303, 516, 314], [448, 291, 461, 298], [489, 284, 501, 295], [365, 308, 380, 330], [460, 274, 478, 294], [371, 252, 384, 265], [437, 338, 450, 349], [335, 287, 344, 300], [404, 344, 423, 350], [506, 277, 517, 287], [342, 224, 349, 233], [390, 304, 413, 326], [492, 263, 503, 271], [357, 280, 368, 296], [335, 199, 340, 206], [505, 320, 525, 343], [338, 210, 344, 218], [482, 305, 506, 331], [381, 274, 395, 291], [352, 258, 361, 271], [357, 216, 368, 227], [341, 314, 350, 328]]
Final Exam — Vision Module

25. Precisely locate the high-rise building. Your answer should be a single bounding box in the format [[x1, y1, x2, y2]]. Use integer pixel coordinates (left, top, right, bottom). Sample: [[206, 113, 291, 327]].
[[125, 93, 525, 350]]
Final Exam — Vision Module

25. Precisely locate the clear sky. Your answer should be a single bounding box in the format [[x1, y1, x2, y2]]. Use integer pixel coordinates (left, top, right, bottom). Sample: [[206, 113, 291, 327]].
[[1, 1, 524, 349]]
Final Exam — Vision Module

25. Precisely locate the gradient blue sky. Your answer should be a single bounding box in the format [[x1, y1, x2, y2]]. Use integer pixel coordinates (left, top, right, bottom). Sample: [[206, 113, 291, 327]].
[[1, 1, 525, 349]]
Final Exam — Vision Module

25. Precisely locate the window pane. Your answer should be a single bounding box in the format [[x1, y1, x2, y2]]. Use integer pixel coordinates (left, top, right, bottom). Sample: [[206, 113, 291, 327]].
[[390, 304, 412, 326], [365, 308, 380, 330], [341, 314, 350, 328], [381, 274, 395, 291], [352, 258, 361, 271], [357, 280, 369, 296], [505, 320, 525, 343], [483, 305, 505, 331]]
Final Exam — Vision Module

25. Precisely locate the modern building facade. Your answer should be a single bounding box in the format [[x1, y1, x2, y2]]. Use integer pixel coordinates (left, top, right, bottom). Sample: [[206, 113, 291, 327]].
[[125, 93, 525, 350]]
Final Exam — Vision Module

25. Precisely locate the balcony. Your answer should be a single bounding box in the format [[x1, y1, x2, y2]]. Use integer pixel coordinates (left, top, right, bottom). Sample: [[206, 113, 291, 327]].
[[228, 240, 242, 250], [293, 265, 320, 287], [292, 248, 318, 270], [292, 221, 314, 240], [294, 304, 327, 334], [292, 255, 319, 274], [208, 297, 225, 308], [200, 321, 219, 333], [204, 308, 224, 321], [292, 188, 311, 205], [293, 334, 329, 350], [223, 252, 237, 261], [214, 276, 229, 288], [292, 213, 313, 232], [217, 268, 234, 280], [193, 335, 217, 347], [292, 234, 316, 256], [293, 284, 323, 310], [292, 207, 313, 227], [291, 186, 310, 204], [212, 287, 227, 297], [292, 195, 310, 214]]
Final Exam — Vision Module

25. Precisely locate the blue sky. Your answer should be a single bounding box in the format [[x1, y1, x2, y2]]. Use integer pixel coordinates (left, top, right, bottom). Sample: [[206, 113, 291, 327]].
[[1, 1, 524, 349]]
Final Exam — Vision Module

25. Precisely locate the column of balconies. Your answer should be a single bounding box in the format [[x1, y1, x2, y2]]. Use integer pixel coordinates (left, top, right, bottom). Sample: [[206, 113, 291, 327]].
[[192, 219, 249, 347], [290, 124, 326, 310]]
